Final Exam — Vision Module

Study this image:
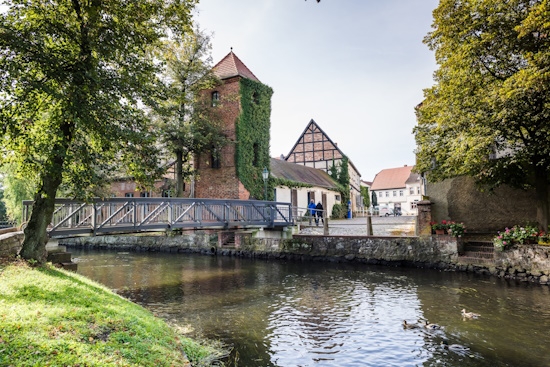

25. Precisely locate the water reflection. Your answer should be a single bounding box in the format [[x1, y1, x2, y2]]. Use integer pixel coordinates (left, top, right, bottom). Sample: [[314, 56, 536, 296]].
[[73, 249, 550, 367]]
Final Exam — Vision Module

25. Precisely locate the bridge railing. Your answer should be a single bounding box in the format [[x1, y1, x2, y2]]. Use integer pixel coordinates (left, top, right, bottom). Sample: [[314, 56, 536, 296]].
[[22, 198, 293, 236]]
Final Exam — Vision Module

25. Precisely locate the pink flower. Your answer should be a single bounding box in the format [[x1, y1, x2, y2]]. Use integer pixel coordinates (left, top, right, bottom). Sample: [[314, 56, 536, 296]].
[[503, 241, 507, 245]]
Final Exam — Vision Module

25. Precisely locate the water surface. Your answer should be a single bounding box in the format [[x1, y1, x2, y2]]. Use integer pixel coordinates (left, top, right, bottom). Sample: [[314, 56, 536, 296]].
[[72, 249, 550, 367]]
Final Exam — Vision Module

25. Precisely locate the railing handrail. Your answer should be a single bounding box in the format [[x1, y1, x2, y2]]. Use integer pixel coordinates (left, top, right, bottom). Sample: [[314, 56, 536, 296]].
[[23, 198, 294, 237]]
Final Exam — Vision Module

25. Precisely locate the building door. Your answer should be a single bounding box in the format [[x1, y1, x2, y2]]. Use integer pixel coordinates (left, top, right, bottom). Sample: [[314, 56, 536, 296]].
[[308, 191, 315, 204], [291, 189, 298, 219]]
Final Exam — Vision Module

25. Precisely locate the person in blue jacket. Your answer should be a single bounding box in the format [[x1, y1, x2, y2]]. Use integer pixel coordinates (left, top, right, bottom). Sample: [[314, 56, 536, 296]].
[[308, 199, 316, 225]]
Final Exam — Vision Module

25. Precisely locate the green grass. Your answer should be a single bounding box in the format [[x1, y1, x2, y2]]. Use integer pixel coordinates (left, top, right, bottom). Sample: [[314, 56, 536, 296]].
[[0, 261, 227, 366]]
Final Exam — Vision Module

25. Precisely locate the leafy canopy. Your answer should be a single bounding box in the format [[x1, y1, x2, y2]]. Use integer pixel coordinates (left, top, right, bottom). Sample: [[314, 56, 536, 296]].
[[415, 0, 550, 188]]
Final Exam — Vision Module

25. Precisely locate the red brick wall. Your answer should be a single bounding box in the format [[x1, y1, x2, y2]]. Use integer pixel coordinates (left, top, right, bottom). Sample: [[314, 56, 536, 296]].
[[195, 76, 247, 199]]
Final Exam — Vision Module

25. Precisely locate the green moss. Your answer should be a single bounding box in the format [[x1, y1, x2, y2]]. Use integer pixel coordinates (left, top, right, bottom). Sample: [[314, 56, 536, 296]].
[[0, 262, 227, 366], [235, 78, 274, 200]]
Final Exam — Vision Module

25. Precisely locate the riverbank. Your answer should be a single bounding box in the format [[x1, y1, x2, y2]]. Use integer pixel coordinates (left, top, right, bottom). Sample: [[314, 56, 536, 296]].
[[0, 260, 227, 366], [59, 232, 550, 286]]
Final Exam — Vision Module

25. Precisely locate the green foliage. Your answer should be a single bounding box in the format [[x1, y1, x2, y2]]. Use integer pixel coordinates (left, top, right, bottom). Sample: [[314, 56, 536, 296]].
[[1, 164, 36, 225], [235, 78, 274, 200], [272, 178, 313, 190], [0, 0, 197, 259], [0, 262, 227, 366], [415, 0, 550, 230], [154, 30, 226, 197], [361, 186, 370, 208], [337, 156, 351, 204], [0, 190, 6, 221], [329, 159, 338, 181], [331, 203, 346, 219]]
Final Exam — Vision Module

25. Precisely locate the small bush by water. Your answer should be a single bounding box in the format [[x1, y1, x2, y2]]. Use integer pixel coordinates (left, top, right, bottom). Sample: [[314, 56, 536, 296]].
[[0, 260, 227, 366]]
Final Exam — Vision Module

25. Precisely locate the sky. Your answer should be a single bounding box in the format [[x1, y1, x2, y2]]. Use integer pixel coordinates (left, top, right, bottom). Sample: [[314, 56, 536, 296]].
[[194, 0, 440, 182]]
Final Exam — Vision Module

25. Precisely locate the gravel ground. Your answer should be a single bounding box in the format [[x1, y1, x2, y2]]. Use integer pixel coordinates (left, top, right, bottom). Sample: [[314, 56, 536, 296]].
[[297, 216, 416, 236]]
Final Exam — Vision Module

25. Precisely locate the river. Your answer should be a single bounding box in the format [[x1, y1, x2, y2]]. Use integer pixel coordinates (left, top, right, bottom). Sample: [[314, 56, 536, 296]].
[[72, 249, 550, 367]]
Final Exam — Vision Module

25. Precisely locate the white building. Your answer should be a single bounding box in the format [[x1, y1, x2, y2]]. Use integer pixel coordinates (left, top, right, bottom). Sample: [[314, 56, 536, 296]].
[[370, 165, 423, 215], [271, 158, 341, 218]]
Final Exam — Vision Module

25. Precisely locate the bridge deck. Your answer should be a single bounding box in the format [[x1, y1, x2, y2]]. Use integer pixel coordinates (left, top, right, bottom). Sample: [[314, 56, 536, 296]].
[[23, 198, 293, 237]]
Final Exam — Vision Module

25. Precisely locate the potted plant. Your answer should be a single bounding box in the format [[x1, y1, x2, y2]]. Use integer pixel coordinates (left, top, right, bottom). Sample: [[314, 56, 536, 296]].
[[538, 232, 550, 246], [432, 220, 448, 235], [493, 225, 539, 251]]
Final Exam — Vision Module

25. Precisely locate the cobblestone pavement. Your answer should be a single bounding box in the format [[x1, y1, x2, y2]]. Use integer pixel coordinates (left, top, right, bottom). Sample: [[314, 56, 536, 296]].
[[297, 216, 416, 236]]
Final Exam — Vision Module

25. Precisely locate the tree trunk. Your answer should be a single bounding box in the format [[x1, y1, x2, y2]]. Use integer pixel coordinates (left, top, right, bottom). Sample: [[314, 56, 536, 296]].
[[176, 150, 184, 197], [534, 166, 549, 232], [20, 120, 73, 262], [20, 172, 63, 262]]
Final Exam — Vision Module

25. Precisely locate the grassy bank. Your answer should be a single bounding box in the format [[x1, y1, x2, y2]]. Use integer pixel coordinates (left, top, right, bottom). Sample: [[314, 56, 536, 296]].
[[0, 261, 227, 366]]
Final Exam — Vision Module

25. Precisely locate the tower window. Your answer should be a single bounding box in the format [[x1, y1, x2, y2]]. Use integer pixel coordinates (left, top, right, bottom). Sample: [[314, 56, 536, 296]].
[[211, 91, 219, 107], [211, 148, 221, 169]]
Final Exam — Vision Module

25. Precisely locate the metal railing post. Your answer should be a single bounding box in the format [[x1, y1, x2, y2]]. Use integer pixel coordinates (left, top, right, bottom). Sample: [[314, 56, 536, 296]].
[[92, 201, 97, 236]]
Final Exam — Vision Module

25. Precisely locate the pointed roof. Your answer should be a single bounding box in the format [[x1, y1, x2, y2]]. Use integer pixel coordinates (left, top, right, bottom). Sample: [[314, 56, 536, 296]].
[[212, 51, 260, 82], [370, 166, 414, 191], [285, 119, 361, 176], [270, 158, 338, 190]]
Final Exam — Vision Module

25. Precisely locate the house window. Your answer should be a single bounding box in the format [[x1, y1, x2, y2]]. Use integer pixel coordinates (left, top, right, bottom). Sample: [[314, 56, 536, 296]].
[[409, 187, 414, 195], [393, 191, 396, 197], [399, 190, 403, 197], [417, 186, 421, 195], [385, 192, 389, 197], [140, 192, 150, 197], [411, 200, 419, 210], [335, 195, 341, 201], [124, 193, 134, 198], [211, 91, 219, 107]]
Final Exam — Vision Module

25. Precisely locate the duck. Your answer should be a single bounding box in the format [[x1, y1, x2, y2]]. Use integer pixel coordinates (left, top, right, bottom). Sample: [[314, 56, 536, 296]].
[[423, 321, 442, 330], [403, 320, 420, 329], [461, 309, 480, 319], [441, 341, 469, 353]]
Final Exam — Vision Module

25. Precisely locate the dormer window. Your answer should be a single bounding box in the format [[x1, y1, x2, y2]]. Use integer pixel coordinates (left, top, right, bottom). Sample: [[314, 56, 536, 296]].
[[211, 91, 219, 107]]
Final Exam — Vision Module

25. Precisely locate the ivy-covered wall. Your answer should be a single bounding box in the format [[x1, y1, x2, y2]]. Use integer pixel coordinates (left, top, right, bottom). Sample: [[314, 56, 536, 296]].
[[235, 78, 274, 200]]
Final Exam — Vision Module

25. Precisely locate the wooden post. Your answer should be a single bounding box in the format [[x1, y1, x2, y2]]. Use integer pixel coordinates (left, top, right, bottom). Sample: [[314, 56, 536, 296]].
[[322, 193, 328, 236], [366, 214, 372, 236]]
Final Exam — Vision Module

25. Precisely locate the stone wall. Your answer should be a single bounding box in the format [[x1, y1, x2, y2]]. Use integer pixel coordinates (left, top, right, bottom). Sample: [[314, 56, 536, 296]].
[[428, 176, 547, 233], [58, 230, 550, 286], [0, 231, 24, 257]]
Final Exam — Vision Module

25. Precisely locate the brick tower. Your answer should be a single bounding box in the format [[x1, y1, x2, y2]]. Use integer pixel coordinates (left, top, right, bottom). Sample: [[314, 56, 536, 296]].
[[194, 51, 273, 199]]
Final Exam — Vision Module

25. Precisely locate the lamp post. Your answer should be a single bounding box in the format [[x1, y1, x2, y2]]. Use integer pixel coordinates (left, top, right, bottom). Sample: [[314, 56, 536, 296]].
[[262, 167, 268, 201]]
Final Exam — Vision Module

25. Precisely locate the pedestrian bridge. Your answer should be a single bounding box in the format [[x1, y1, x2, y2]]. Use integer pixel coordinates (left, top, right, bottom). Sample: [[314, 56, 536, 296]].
[[22, 198, 293, 237]]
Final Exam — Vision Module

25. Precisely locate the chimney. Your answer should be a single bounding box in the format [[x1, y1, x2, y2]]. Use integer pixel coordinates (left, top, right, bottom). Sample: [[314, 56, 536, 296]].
[[404, 164, 407, 167]]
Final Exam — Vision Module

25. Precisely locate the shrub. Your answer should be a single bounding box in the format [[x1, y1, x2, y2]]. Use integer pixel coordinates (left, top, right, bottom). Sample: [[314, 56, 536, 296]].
[[331, 204, 346, 219], [431, 220, 448, 231]]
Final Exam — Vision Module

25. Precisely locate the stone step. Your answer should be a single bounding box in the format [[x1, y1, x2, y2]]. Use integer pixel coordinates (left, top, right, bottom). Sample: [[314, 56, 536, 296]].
[[47, 251, 72, 263], [462, 251, 494, 259], [457, 256, 494, 265], [61, 262, 78, 272]]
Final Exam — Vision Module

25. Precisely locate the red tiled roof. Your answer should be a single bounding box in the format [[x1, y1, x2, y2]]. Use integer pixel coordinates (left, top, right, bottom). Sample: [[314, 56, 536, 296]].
[[212, 51, 259, 82], [370, 166, 414, 191]]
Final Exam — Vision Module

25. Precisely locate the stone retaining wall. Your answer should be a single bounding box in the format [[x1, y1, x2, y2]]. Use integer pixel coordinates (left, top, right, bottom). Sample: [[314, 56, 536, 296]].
[[0, 231, 24, 257], [58, 232, 550, 285]]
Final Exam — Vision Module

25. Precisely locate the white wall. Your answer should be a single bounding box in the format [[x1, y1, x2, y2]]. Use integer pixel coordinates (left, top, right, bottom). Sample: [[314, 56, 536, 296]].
[[373, 182, 422, 216], [275, 185, 341, 218]]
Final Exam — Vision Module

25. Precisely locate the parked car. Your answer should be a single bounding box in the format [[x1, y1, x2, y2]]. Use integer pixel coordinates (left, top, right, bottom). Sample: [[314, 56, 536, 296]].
[[379, 207, 394, 217]]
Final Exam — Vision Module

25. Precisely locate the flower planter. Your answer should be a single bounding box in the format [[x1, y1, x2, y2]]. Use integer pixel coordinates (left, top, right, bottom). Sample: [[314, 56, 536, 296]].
[[435, 229, 446, 235]]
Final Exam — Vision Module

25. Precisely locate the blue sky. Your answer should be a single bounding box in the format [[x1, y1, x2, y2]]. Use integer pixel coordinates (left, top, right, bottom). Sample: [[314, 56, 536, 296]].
[[195, 0, 440, 181]]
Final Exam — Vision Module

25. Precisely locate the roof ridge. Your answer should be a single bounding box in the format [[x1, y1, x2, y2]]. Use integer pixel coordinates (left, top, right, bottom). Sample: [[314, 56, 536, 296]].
[[212, 50, 260, 82]]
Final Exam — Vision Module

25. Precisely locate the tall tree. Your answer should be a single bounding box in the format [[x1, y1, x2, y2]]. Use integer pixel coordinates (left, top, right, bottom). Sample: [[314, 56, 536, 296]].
[[0, 0, 197, 261], [361, 186, 370, 208], [415, 0, 550, 231], [338, 155, 351, 205], [154, 30, 225, 197]]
